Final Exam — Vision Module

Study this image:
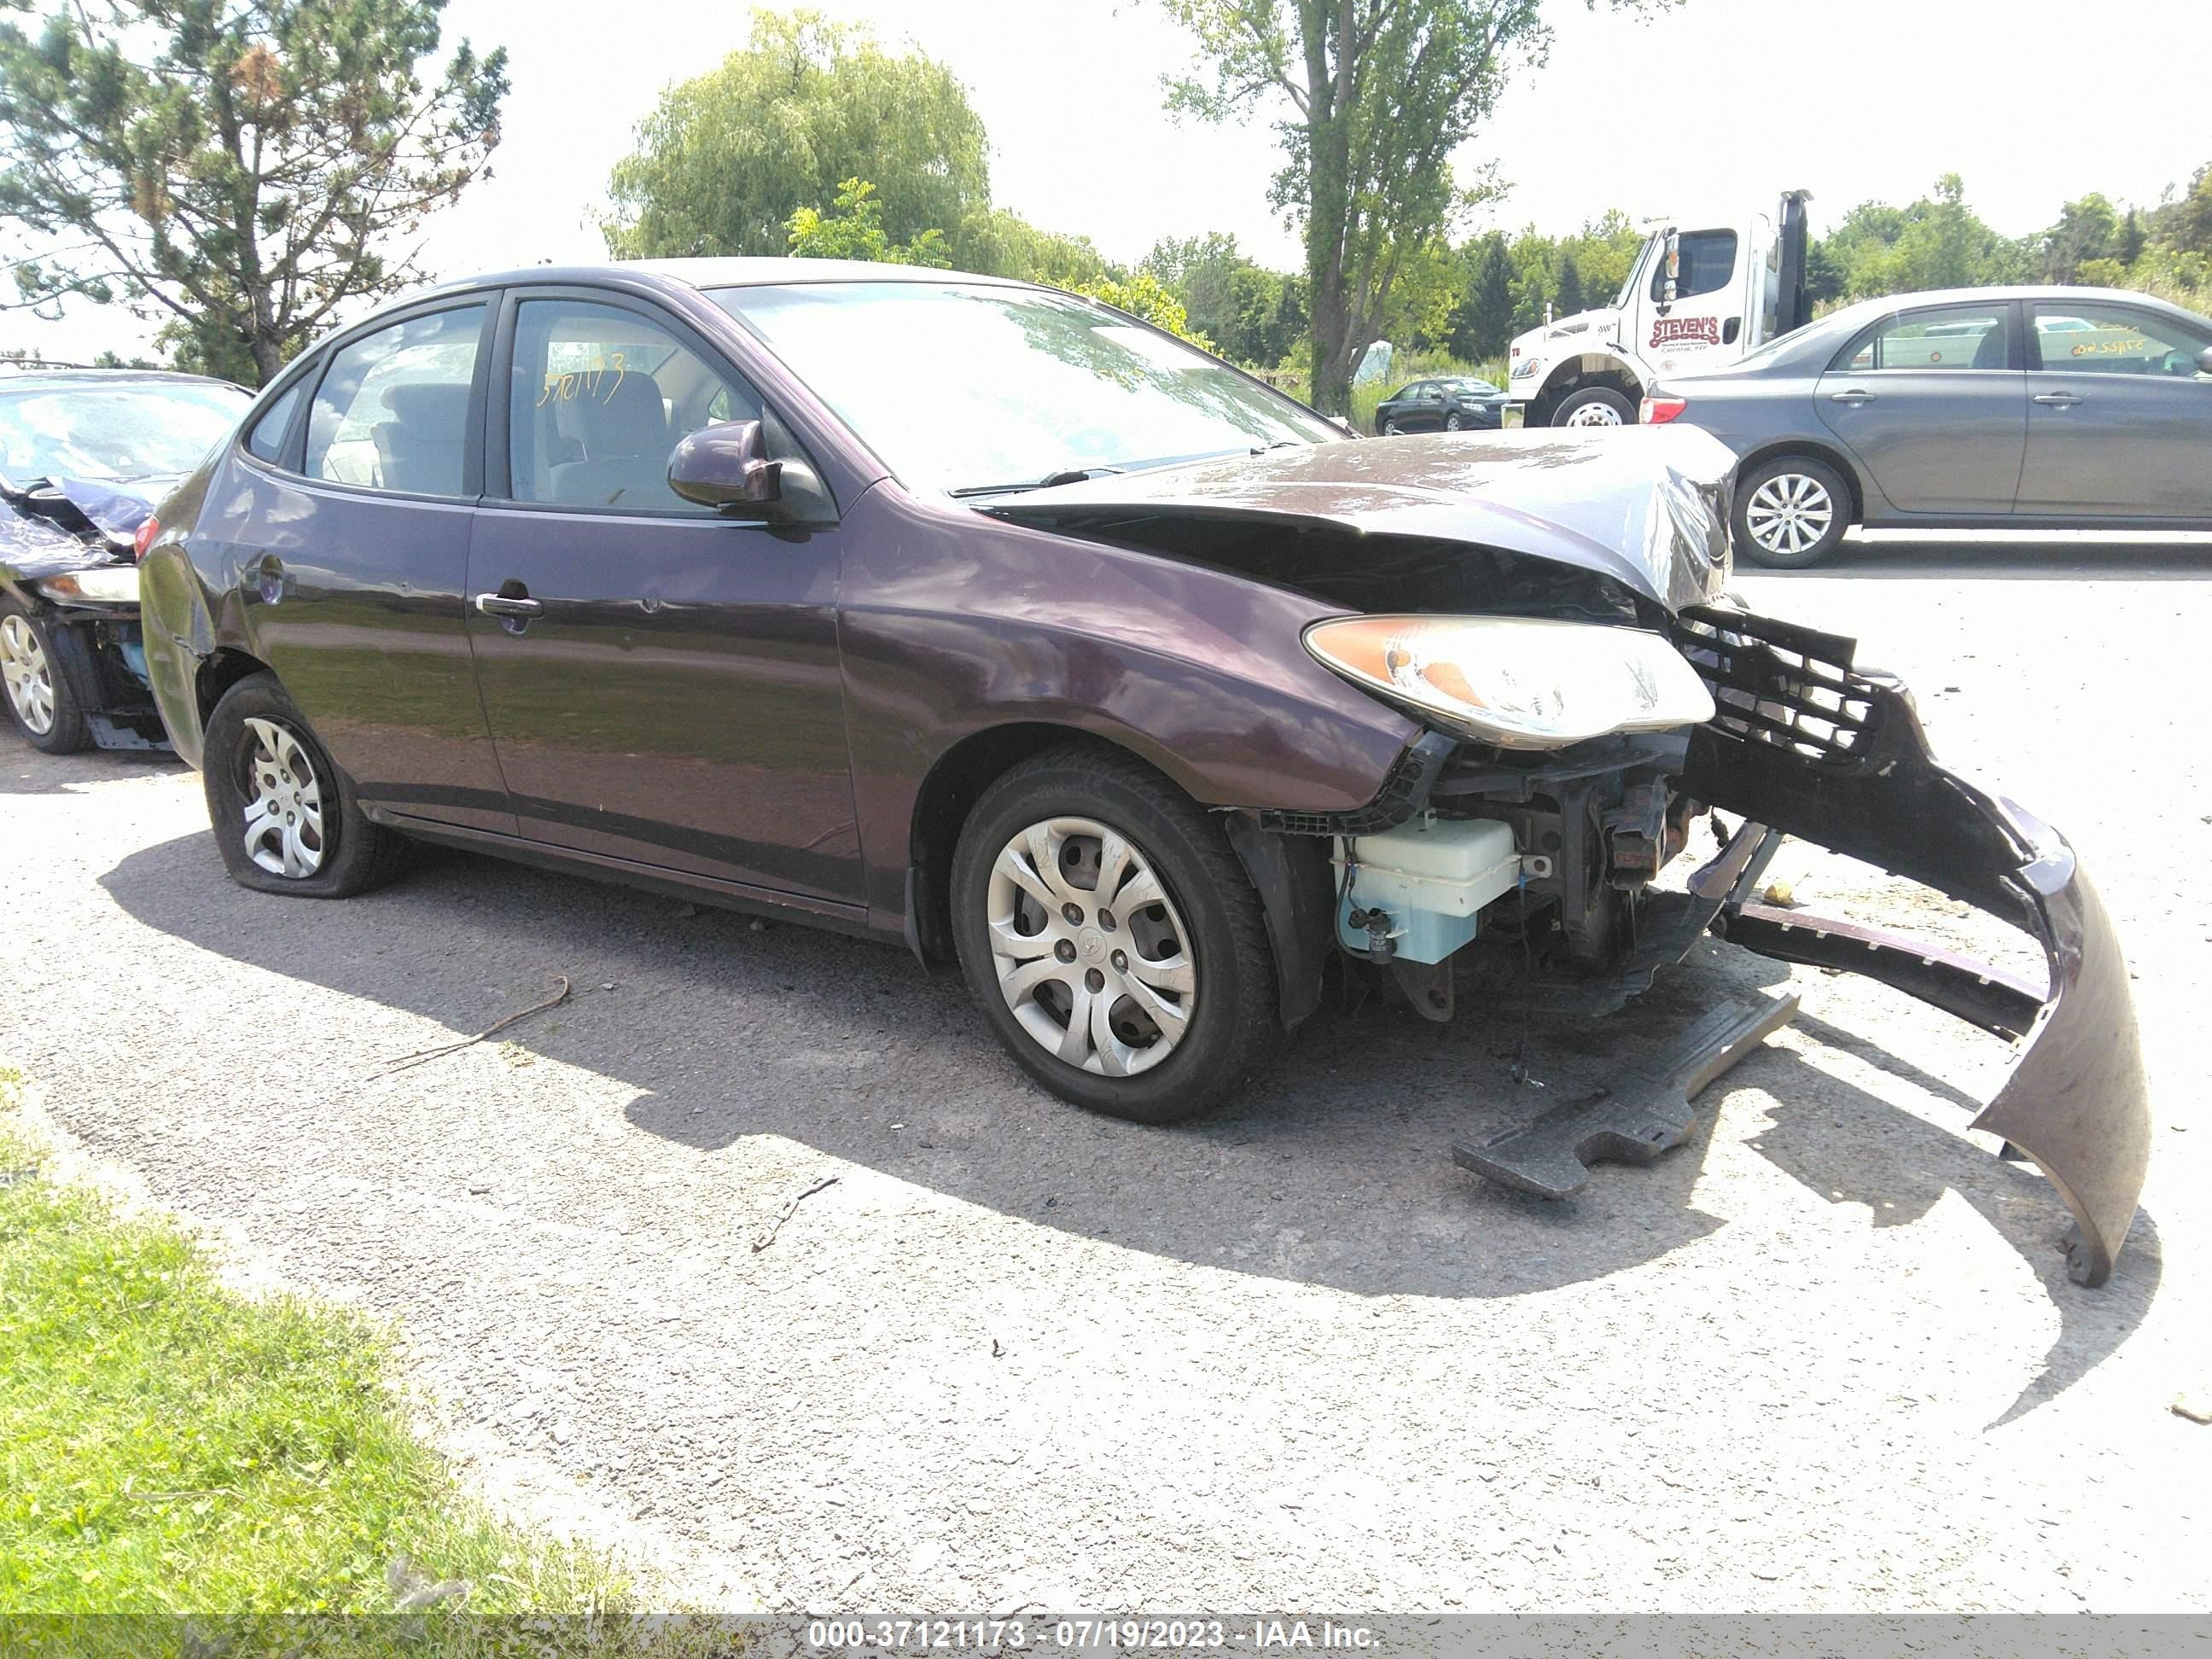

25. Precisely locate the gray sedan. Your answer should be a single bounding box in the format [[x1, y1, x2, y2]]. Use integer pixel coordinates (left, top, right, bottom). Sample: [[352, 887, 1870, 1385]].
[[1644, 285, 2212, 567]]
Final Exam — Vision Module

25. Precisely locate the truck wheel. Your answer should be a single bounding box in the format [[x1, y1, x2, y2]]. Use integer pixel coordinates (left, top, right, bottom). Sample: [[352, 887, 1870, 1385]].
[[0, 602, 91, 754], [1733, 456, 1851, 568], [1554, 387, 1635, 428]]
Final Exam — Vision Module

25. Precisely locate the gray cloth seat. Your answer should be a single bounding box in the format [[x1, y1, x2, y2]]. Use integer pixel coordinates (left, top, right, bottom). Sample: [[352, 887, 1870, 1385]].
[[372, 383, 471, 496], [548, 375, 675, 507]]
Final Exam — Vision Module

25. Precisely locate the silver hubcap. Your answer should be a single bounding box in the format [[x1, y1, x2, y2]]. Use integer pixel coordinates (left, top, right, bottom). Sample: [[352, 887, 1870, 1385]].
[[1383, 420, 1400, 434], [0, 614, 55, 735], [1745, 472, 1836, 556], [1563, 399, 1623, 427], [986, 816, 1197, 1078], [240, 717, 326, 878]]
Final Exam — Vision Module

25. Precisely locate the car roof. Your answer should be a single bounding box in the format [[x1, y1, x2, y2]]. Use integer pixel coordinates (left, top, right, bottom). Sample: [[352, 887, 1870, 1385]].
[[432, 257, 1036, 298], [1816, 284, 2208, 329]]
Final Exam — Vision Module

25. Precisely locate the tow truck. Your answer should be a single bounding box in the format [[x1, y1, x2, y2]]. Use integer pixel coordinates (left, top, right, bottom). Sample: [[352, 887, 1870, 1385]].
[[1508, 191, 1813, 428]]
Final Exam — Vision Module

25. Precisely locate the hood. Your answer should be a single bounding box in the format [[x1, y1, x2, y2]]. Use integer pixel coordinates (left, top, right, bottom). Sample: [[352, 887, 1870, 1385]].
[[982, 427, 1735, 615], [0, 474, 168, 581], [1511, 306, 1627, 356]]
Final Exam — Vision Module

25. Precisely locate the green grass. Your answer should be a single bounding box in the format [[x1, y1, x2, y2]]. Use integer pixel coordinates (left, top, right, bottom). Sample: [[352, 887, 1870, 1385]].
[[0, 1068, 649, 1637]]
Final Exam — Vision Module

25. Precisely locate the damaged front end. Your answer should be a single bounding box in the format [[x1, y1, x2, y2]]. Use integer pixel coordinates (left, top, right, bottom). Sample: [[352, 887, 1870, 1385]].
[[1309, 605, 2149, 1288], [0, 472, 170, 750]]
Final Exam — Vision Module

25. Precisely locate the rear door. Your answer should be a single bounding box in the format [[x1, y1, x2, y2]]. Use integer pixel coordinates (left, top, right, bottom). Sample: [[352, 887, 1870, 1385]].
[[2018, 300, 2212, 519], [1815, 301, 2026, 514], [219, 299, 515, 834], [463, 287, 863, 909]]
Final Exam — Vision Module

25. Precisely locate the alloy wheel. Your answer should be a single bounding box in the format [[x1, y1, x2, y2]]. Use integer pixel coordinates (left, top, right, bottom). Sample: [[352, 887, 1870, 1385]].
[[1744, 472, 1837, 557], [238, 716, 327, 878], [985, 815, 1197, 1077], [0, 614, 55, 735]]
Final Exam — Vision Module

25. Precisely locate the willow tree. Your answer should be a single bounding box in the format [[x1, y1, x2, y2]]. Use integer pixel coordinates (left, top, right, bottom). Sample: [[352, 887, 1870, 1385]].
[[1159, 0, 1673, 414], [604, 9, 990, 262], [0, 0, 508, 386]]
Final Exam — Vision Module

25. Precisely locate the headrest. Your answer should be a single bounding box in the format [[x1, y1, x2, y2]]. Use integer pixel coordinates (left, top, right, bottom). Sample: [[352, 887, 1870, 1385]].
[[553, 375, 668, 459], [379, 382, 471, 437]]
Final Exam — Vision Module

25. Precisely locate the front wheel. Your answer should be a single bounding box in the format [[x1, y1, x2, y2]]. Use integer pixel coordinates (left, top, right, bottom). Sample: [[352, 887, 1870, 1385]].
[[1445, 411, 1464, 431], [1733, 456, 1852, 568], [1553, 387, 1635, 428], [0, 602, 90, 754], [950, 746, 1278, 1124], [202, 672, 410, 897]]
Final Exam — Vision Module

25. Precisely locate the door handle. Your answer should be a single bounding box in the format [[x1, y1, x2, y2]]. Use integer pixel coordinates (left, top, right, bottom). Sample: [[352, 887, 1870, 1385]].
[[1829, 389, 1877, 405], [2033, 391, 2082, 408], [473, 592, 544, 617]]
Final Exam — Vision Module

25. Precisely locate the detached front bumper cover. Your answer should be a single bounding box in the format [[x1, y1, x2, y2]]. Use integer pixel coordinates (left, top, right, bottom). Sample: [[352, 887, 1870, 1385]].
[[1674, 605, 2151, 1286]]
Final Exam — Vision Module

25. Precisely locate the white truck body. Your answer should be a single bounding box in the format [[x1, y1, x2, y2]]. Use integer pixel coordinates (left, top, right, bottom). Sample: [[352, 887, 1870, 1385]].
[[1506, 191, 1811, 427]]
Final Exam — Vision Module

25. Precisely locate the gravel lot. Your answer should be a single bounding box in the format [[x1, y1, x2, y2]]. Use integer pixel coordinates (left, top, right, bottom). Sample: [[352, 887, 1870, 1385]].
[[3, 535, 2206, 1612]]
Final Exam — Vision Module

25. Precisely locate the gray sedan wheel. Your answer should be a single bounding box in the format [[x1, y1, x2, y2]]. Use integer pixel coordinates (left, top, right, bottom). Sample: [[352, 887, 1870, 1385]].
[[1733, 456, 1852, 569]]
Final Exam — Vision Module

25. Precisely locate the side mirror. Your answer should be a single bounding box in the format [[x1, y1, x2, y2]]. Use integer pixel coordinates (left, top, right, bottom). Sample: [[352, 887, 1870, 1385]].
[[1660, 227, 1680, 311], [668, 419, 782, 514], [2197, 346, 2212, 377]]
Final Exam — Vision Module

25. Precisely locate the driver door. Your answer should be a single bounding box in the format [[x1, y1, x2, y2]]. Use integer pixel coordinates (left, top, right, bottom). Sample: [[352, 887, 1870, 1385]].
[[463, 288, 863, 910], [2017, 300, 2212, 519]]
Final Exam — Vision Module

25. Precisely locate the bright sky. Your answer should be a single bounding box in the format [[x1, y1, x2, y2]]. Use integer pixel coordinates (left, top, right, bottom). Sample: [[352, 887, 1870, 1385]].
[[15, 0, 2212, 365]]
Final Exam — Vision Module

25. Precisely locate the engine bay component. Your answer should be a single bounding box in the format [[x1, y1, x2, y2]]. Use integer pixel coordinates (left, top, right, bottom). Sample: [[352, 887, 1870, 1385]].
[[1333, 816, 1522, 964]]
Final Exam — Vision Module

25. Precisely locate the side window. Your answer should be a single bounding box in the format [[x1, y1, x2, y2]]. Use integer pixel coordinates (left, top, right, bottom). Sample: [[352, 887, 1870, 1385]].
[[509, 298, 760, 512], [306, 307, 485, 492], [1652, 230, 1738, 301], [2032, 304, 2208, 376], [243, 375, 308, 465], [1841, 306, 2009, 372]]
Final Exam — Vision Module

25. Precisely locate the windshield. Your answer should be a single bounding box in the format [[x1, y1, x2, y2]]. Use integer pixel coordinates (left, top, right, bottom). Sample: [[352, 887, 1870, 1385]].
[[0, 381, 250, 484], [1613, 238, 1653, 311], [710, 280, 1340, 494]]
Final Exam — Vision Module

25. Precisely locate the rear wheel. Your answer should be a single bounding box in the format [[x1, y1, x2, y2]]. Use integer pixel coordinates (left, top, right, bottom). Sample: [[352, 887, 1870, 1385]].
[[1381, 417, 1402, 435], [1734, 455, 1851, 568], [1553, 387, 1635, 428], [202, 672, 410, 897], [950, 746, 1278, 1124], [0, 603, 90, 754]]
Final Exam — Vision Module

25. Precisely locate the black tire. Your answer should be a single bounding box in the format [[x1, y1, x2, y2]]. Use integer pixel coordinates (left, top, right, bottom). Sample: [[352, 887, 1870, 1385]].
[[201, 672, 410, 898], [1551, 387, 1636, 428], [950, 744, 1278, 1125], [1445, 411, 1464, 431], [0, 601, 92, 754], [1732, 454, 1853, 569], [1379, 417, 1401, 435]]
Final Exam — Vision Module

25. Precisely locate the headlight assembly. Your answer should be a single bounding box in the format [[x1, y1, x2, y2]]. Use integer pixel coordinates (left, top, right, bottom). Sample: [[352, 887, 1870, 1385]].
[[1303, 614, 1716, 750], [35, 566, 140, 605]]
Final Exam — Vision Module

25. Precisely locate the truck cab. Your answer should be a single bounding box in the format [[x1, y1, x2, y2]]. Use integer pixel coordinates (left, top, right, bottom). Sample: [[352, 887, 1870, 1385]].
[[1508, 191, 1811, 428]]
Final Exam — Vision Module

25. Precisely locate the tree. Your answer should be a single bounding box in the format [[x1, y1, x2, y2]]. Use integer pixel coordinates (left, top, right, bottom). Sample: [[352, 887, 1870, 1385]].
[[2117, 207, 2145, 268], [1062, 271, 1215, 350], [2042, 192, 2116, 284], [786, 178, 950, 266], [605, 9, 987, 262], [0, 0, 508, 386], [1445, 230, 1511, 359], [1553, 247, 1584, 315], [1159, 0, 1670, 414], [2170, 162, 2212, 256]]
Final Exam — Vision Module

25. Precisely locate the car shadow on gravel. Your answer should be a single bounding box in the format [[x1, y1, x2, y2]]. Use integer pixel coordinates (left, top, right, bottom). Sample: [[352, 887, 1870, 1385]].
[[99, 827, 2155, 1417]]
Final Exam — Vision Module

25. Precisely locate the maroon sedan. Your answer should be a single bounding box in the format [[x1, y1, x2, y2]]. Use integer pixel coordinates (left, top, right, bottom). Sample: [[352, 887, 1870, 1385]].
[[136, 260, 2148, 1285]]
